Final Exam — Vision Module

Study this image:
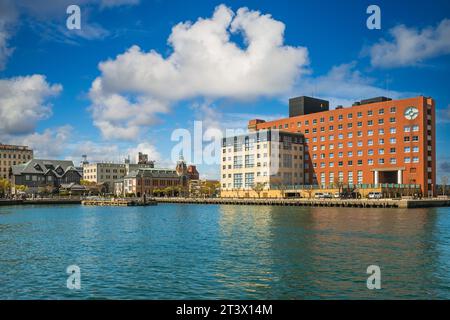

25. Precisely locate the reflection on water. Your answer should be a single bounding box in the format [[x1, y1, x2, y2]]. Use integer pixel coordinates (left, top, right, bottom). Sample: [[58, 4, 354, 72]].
[[0, 204, 449, 299]]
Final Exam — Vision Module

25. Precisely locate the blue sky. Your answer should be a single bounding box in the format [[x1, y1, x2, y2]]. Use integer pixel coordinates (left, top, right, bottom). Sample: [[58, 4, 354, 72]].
[[0, 0, 450, 179]]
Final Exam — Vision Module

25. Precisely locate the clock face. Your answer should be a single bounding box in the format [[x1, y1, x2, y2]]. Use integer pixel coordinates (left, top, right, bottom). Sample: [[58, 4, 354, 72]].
[[404, 107, 419, 120]]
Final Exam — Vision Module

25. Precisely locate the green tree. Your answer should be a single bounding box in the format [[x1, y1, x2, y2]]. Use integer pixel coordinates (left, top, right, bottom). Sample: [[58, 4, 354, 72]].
[[251, 182, 266, 198], [0, 179, 11, 197]]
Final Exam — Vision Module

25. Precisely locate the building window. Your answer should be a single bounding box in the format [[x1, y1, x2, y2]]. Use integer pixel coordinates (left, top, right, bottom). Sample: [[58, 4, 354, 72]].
[[357, 171, 363, 183], [405, 157, 411, 163], [244, 173, 254, 188], [233, 174, 243, 188]]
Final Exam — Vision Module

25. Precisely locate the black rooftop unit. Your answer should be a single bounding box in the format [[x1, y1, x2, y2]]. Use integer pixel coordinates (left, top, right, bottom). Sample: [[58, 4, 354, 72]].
[[359, 96, 392, 105], [289, 96, 329, 117]]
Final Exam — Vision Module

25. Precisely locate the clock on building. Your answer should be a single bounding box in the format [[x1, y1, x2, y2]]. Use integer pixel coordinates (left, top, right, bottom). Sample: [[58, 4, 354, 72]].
[[404, 106, 419, 120]]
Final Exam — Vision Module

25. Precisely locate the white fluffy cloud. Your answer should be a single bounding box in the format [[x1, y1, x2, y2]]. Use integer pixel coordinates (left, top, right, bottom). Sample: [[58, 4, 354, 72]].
[[0, 75, 62, 135], [2, 126, 72, 159], [89, 4, 309, 139], [368, 19, 450, 68]]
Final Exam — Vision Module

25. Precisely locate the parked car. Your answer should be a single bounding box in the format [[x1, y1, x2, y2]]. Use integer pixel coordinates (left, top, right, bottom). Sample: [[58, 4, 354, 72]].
[[323, 192, 333, 199], [333, 192, 341, 198], [314, 192, 324, 199], [368, 192, 383, 199]]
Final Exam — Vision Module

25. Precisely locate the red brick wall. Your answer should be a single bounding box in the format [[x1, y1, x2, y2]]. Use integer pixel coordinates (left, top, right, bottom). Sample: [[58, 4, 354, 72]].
[[252, 96, 435, 196]]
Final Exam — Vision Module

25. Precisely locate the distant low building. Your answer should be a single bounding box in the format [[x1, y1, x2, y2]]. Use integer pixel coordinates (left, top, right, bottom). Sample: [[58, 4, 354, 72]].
[[82, 162, 127, 193], [11, 159, 81, 194], [115, 156, 200, 197], [59, 183, 87, 195], [82, 152, 156, 193], [120, 168, 184, 197]]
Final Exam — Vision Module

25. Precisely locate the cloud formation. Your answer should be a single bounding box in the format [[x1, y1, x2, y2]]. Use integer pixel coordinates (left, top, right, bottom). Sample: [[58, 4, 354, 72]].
[[15, 126, 73, 158], [0, 75, 62, 135], [368, 19, 450, 68], [89, 4, 309, 139]]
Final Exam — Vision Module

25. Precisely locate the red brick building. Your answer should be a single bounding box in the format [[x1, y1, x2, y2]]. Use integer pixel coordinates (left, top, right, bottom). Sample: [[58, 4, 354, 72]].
[[249, 96, 436, 197]]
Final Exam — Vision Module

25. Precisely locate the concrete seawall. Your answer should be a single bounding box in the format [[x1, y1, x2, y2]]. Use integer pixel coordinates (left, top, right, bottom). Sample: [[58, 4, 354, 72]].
[[156, 197, 450, 209], [0, 199, 81, 206], [1, 198, 449, 209]]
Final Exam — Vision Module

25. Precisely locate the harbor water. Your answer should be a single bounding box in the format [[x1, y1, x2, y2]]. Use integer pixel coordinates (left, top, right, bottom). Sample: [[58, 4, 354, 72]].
[[0, 204, 449, 299]]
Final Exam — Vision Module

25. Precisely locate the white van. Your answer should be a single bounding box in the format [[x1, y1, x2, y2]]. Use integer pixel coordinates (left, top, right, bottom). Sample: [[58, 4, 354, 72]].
[[368, 192, 382, 199]]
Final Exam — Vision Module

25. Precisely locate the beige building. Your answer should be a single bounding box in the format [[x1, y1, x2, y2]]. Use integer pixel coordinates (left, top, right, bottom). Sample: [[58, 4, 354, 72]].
[[0, 143, 33, 181], [82, 163, 127, 192], [220, 130, 304, 197]]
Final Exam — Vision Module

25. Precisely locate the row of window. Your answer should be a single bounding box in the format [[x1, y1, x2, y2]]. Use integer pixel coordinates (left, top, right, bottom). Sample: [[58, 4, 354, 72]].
[[318, 171, 365, 184], [304, 125, 420, 135], [85, 175, 121, 180], [307, 134, 419, 144], [232, 173, 255, 188], [312, 157, 420, 168], [0, 153, 32, 160], [307, 136, 419, 150], [310, 146, 419, 159], [273, 106, 402, 129], [84, 169, 126, 173]]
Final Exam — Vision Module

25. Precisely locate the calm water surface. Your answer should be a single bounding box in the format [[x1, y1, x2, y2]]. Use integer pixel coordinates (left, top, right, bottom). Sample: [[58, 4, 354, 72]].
[[0, 204, 449, 299]]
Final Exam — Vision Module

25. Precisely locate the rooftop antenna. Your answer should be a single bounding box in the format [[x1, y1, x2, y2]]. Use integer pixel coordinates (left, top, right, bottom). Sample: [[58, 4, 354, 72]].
[[385, 74, 392, 92]]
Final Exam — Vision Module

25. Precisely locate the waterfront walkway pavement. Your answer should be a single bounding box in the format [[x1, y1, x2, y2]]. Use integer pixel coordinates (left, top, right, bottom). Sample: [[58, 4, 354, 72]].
[[1, 197, 449, 208], [156, 197, 450, 209]]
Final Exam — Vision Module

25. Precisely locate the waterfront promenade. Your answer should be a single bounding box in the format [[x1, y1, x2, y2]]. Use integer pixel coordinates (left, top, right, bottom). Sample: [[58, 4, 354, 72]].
[[1, 197, 450, 208], [156, 197, 450, 209]]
